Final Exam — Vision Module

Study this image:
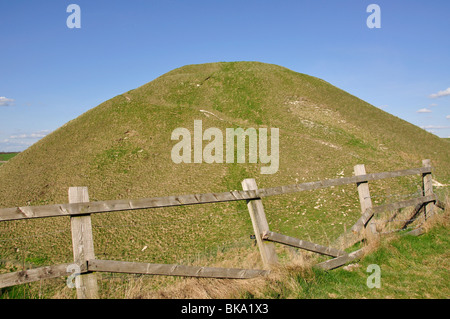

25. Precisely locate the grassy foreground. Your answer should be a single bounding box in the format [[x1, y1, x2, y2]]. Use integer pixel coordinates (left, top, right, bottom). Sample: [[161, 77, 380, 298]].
[[145, 205, 449, 299], [249, 215, 449, 299], [0, 202, 448, 299], [0, 153, 19, 166]]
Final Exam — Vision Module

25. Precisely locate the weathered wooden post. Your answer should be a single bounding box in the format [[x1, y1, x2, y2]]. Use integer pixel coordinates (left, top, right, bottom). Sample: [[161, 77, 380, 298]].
[[421, 159, 434, 220], [241, 178, 278, 269], [69, 187, 99, 299], [354, 164, 377, 236]]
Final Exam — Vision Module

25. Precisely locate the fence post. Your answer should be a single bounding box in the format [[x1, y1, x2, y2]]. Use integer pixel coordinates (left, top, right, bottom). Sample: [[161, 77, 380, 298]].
[[69, 187, 99, 299], [354, 164, 377, 236], [421, 159, 434, 220], [241, 178, 278, 269]]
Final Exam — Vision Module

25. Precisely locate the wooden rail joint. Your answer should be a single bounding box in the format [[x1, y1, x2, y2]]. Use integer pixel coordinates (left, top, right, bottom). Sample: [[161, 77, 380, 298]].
[[0, 261, 88, 289]]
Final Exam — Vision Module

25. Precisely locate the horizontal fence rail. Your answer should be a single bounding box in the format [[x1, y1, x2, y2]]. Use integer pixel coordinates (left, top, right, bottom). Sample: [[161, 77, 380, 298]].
[[262, 231, 346, 258], [315, 249, 366, 271], [0, 259, 269, 290], [0, 166, 432, 222], [257, 166, 432, 198], [0, 190, 259, 222], [87, 259, 269, 279]]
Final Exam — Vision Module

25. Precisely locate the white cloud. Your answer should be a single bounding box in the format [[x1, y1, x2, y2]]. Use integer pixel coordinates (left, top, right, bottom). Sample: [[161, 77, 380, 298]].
[[416, 108, 432, 113], [429, 103, 438, 107], [8, 130, 50, 139], [0, 130, 52, 152], [429, 87, 450, 99], [446, 115, 450, 120], [0, 96, 15, 106], [0, 139, 33, 152], [421, 125, 450, 129], [7, 134, 27, 139], [1, 139, 33, 145]]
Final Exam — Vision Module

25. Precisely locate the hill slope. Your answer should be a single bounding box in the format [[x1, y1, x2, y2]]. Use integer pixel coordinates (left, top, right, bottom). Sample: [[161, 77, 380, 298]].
[[0, 61, 449, 279]]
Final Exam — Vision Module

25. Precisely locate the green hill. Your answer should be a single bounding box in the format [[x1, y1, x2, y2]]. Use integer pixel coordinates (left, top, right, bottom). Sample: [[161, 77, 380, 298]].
[[0, 62, 449, 298]]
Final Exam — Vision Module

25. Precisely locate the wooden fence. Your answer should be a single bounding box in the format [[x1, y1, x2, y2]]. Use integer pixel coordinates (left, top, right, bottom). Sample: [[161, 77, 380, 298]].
[[0, 159, 446, 298]]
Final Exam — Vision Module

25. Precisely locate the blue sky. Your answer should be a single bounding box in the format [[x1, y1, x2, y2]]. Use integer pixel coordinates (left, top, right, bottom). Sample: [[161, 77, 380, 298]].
[[1, 0, 449, 152]]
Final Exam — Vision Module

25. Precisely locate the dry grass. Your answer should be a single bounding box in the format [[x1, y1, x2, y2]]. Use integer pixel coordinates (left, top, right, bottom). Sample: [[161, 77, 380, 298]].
[[134, 248, 316, 299], [97, 198, 450, 299]]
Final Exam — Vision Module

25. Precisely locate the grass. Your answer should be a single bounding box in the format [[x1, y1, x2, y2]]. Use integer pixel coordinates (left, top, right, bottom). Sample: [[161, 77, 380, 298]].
[[0, 62, 449, 298], [141, 204, 449, 299], [259, 211, 449, 299]]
